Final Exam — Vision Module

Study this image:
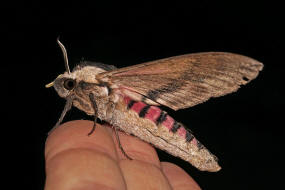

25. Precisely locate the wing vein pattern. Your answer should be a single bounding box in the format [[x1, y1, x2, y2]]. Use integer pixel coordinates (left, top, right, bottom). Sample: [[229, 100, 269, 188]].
[[98, 52, 263, 110]]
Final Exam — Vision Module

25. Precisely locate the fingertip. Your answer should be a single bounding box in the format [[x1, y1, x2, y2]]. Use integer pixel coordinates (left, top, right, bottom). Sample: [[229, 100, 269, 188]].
[[45, 148, 126, 190], [161, 162, 201, 190], [45, 120, 118, 162], [45, 120, 128, 190]]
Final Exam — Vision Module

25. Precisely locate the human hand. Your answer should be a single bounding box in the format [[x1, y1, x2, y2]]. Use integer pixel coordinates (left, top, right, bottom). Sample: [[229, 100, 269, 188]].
[[45, 120, 201, 190]]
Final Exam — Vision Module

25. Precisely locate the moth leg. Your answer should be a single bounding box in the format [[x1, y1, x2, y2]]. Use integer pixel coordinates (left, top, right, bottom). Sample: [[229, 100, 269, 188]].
[[113, 125, 133, 160], [48, 96, 73, 135], [105, 101, 116, 119], [88, 93, 98, 136]]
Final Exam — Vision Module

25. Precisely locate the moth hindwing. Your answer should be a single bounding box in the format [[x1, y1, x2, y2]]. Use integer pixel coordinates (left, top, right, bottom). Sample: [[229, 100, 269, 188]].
[[46, 39, 263, 172]]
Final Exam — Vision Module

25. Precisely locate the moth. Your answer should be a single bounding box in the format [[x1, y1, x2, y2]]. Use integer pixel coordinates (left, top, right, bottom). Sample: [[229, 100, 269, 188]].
[[46, 39, 263, 172]]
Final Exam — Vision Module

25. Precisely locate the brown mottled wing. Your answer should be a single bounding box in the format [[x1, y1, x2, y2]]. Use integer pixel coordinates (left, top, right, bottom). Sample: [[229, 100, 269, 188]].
[[97, 52, 263, 110]]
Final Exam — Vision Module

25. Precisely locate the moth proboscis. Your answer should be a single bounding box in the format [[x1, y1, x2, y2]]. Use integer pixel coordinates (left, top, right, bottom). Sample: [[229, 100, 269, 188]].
[[46, 39, 263, 172]]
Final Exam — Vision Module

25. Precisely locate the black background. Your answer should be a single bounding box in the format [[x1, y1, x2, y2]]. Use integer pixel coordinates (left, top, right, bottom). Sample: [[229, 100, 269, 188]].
[[2, 1, 284, 189]]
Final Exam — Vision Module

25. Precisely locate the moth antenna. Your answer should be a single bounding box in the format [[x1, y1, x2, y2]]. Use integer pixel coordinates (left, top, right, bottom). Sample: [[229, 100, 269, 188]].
[[57, 37, 71, 74]]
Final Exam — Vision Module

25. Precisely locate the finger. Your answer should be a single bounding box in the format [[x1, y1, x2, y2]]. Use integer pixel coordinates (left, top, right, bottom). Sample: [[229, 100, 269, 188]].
[[45, 120, 126, 190], [45, 120, 118, 161], [107, 125, 172, 189], [161, 162, 201, 190], [120, 160, 172, 190], [108, 127, 161, 168]]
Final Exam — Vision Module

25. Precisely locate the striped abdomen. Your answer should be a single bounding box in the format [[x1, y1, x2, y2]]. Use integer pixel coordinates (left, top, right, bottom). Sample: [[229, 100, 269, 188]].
[[118, 96, 221, 172], [125, 96, 198, 145], [107, 96, 221, 171]]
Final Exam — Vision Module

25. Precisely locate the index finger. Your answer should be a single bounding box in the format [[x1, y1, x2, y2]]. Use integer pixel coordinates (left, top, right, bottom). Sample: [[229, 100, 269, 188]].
[[45, 120, 126, 190], [45, 120, 118, 162]]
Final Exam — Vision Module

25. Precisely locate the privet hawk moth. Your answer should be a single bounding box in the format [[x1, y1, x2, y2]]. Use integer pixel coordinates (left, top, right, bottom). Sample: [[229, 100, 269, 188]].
[[46, 39, 263, 172]]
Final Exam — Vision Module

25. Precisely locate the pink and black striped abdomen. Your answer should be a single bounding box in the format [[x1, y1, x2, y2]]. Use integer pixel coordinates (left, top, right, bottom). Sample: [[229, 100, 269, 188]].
[[120, 96, 220, 172], [124, 96, 201, 147]]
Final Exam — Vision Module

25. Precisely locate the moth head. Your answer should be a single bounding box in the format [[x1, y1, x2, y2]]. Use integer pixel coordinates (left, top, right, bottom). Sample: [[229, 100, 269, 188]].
[[45, 38, 77, 98], [47, 73, 78, 98]]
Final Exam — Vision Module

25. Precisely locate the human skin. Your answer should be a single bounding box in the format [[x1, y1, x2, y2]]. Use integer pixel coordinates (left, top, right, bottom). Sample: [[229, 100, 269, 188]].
[[45, 120, 201, 190]]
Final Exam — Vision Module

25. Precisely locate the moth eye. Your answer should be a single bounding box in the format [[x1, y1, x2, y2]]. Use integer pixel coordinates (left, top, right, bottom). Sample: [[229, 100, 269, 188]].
[[63, 79, 76, 90]]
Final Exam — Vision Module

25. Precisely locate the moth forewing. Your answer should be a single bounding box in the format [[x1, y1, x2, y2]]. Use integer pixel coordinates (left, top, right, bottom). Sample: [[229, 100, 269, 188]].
[[47, 40, 263, 172], [99, 52, 263, 111]]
